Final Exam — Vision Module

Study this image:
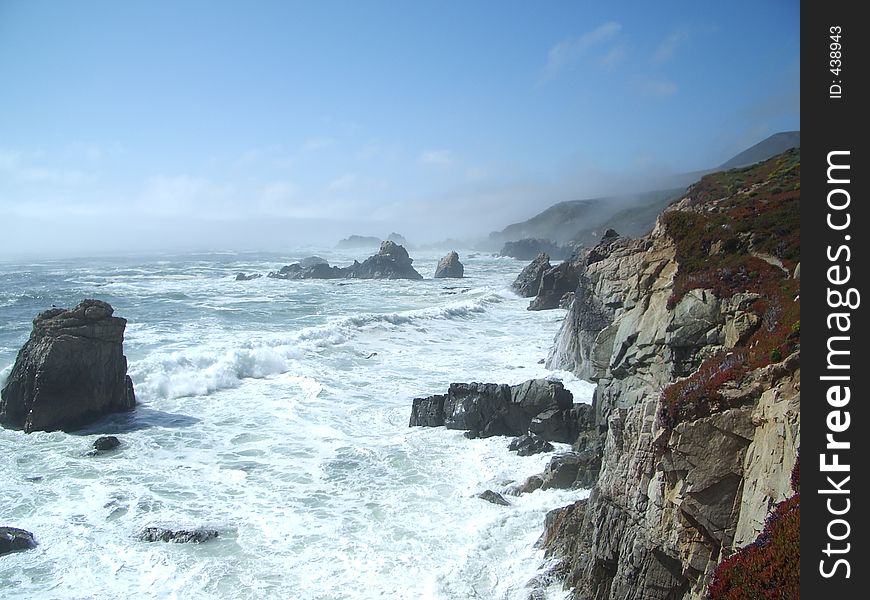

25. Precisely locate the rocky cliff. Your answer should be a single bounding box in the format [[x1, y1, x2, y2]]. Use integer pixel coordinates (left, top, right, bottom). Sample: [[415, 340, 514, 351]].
[[540, 149, 800, 599]]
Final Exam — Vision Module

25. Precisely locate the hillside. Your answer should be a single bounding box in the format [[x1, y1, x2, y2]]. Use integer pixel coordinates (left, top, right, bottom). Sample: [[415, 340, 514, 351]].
[[487, 131, 800, 250]]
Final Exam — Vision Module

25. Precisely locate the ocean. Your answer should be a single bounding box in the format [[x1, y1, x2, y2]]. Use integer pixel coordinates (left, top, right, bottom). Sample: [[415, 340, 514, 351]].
[[0, 248, 593, 600]]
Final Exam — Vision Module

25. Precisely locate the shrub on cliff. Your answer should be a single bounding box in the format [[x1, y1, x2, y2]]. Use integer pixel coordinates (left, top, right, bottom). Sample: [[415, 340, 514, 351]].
[[708, 457, 800, 599]]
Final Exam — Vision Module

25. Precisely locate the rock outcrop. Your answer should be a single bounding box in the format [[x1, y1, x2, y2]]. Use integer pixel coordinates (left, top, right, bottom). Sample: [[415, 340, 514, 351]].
[[0, 300, 137, 433], [433, 251, 464, 278], [409, 378, 579, 443], [0, 527, 36, 555], [539, 150, 801, 599], [511, 253, 551, 298], [268, 242, 423, 280], [234, 272, 261, 281]]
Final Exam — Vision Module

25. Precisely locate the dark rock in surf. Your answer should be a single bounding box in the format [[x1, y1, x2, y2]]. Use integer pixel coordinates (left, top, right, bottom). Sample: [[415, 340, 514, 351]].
[[508, 433, 555, 456], [478, 490, 511, 506], [93, 436, 121, 452], [434, 251, 464, 278], [0, 300, 136, 433], [409, 394, 447, 427], [0, 527, 36, 555], [234, 272, 261, 281], [347, 241, 423, 280], [139, 527, 219, 544], [299, 256, 329, 268], [511, 253, 552, 298]]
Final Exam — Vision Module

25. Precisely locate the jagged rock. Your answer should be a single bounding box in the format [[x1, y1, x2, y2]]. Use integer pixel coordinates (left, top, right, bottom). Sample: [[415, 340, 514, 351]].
[[500, 238, 568, 261], [93, 436, 121, 452], [511, 253, 551, 297], [528, 261, 580, 311], [539, 453, 589, 490], [508, 433, 554, 456], [477, 490, 511, 506], [558, 292, 575, 310], [408, 394, 446, 427], [268, 242, 423, 280], [234, 272, 261, 281], [433, 251, 464, 278], [411, 378, 575, 442], [0, 300, 136, 433], [0, 527, 36, 555], [348, 241, 423, 280], [139, 527, 219, 543]]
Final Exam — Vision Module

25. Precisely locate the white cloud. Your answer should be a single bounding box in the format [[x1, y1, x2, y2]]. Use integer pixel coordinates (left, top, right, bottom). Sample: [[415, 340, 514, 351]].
[[301, 136, 334, 153], [540, 21, 622, 82], [652, 29, 690, 65], [420, 149, 453, 167], [599, 44, 627, 69]]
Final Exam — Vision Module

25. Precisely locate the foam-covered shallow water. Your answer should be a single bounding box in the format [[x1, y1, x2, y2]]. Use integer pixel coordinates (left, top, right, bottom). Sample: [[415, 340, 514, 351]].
[[0, 250, 592, 599]]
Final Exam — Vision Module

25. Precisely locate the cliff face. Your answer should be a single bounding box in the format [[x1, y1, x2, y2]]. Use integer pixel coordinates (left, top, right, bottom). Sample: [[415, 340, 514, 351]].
[[542, 150, 800, 599]]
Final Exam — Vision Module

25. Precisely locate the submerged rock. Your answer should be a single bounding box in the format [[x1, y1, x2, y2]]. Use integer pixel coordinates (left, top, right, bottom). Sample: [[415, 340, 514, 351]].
[[478, 490, 511, 506], [434, 251, 464, 278], [508, 433, 555, 456], [0, 300, 136, 433], [234, 272, 261, 281], [0, 527, 36, 555], [139, 527, 219, 544]]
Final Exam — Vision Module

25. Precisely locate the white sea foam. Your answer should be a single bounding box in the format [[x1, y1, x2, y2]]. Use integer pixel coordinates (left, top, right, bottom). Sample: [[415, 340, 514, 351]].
[[0, 251, 592, 599]]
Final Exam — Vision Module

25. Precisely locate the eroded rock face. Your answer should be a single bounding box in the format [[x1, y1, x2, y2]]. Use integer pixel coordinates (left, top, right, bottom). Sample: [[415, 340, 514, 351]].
[[540, 200, 799, 598], [528, 261, 580, 311], [434, 251, 464, 278], [0, 300, 136, 433]]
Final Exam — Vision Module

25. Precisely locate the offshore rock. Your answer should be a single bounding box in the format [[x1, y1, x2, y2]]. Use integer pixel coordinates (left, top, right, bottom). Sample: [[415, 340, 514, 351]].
[[511, 253, 552, 298], [234, 272, 261, 281], [348, 241, 423, 280], [268, 242, 423, 280], [433, 251, 464, 278], [0, 300, 136, 433], [93, 436, 121, 452], [139, 527, 219, 543], [410, 378, 575, 442], [0, 527, 36, 555]]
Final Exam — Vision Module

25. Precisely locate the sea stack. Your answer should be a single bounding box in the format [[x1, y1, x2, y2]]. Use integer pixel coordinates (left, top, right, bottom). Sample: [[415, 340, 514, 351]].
[[434, 251, 464, 278], [0, 299, 136, 433]]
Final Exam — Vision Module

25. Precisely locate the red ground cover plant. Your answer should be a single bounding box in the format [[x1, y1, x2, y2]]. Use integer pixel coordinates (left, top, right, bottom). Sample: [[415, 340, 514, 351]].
[[708, 456, 800, 599]]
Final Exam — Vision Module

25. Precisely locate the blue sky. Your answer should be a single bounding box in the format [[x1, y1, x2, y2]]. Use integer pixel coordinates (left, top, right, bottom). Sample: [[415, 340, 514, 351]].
[[0, 1, 799, 257]]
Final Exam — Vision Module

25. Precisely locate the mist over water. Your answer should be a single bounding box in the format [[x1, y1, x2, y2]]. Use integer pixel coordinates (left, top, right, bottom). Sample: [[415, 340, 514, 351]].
[[0, 249, 592, 599]]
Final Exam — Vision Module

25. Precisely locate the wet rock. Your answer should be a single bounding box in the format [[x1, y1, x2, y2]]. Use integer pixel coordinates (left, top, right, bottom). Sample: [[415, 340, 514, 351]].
[[348, 241, 423, 280], [528, 261, 580, 311], [0, 527, 36, 555], [478, 490, 511, 506], [0, 300, 136, 433], [408, 394, 447, 427], [93, 436, 121, 452], [508, 433, 554, 456], [139, 527, 219, 544], [234, 272, 261, 281]]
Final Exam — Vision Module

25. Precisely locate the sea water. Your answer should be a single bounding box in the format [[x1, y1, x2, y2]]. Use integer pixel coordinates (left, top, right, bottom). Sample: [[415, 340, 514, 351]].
[[0, 249, 593, 599]]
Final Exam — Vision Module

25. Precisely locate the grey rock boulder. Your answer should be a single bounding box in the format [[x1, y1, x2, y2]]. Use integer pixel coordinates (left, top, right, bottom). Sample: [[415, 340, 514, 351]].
[[434, 251, 464, 278], [528, 261, 580, 311], [348, 241, 423, 280], [139, 527, 219, 543], [0, 300, 136, 433]]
